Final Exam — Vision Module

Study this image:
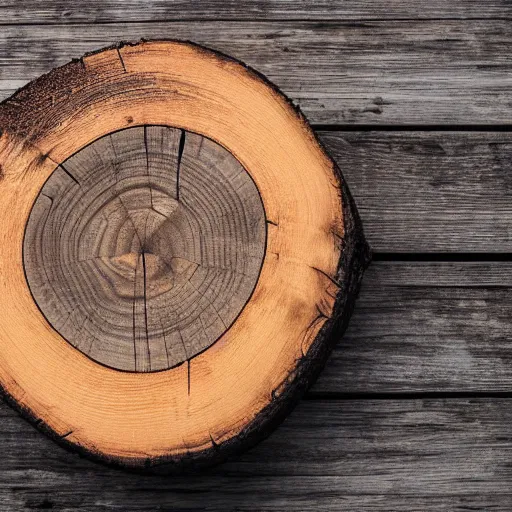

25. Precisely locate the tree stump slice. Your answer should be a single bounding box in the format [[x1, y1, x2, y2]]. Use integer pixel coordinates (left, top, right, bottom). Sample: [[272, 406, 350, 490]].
[[0, 40, 369, 472]]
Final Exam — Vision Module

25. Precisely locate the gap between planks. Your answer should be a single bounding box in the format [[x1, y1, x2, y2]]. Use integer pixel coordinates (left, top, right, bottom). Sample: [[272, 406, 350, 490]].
[[305, 391, 512, 400]]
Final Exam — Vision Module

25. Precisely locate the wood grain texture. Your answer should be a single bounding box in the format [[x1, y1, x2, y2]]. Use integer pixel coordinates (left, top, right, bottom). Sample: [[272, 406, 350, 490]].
[[319, 131, 512, 252], [0, 22, 511, 125], [24, 125, 265, 372], [0, 1, 510, 508], [314, 261, 512, 393], [1, 0, 511, 23], [0, 399, 510, 510]]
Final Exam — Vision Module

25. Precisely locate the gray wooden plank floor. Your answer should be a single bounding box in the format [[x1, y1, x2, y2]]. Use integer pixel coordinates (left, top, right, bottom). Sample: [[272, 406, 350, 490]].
[[1, 21, 512, 125], [0, 399, 511, 511], [1, 2, 511, 511], [316, 261, 512, 393], [321, 131, 512, 252]]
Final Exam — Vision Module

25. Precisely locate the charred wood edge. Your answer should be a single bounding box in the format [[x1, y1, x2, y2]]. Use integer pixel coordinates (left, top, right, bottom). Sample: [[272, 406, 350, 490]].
[[0, 39, 371, 473]]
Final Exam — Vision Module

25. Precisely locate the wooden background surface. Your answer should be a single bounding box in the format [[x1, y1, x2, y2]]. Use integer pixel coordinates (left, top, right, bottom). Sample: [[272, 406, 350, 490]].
[[1, 1, 512, 510]]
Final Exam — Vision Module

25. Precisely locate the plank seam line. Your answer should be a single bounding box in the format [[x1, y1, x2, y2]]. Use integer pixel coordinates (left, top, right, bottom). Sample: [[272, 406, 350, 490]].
[[0, 17, 510, 27], [313, 124, 512, 132], [372, 253, 512, 262], [305, 391, 512, 400]]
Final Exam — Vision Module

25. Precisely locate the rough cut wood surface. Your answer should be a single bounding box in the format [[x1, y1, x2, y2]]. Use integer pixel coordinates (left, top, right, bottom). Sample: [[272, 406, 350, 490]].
[[24, 125, 265, 372], [0, 399, 510, 511], [0, 40, 368, 470], [1, 21, 512, 125]]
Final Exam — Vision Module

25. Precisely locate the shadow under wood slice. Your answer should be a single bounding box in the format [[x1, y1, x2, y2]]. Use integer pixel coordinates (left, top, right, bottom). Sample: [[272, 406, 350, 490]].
[[0, 40, 369, 472]]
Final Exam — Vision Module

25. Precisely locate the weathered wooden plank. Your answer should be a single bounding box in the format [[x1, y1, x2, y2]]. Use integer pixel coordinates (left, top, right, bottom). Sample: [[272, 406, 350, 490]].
[[320, 131, 512, 253], [0, 22, 512, 125], [314, 261, 512, 393], [1, 1, 511, 23], [0, 399, 510, 510]]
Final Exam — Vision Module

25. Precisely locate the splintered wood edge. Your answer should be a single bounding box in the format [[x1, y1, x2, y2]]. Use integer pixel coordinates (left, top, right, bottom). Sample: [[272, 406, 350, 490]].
[[0, 40, 370, 472]]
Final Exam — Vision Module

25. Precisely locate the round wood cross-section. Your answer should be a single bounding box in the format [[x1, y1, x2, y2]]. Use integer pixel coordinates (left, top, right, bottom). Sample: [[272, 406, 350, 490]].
[[24, 126, 265, 372], [0, 40, 369, 471]]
